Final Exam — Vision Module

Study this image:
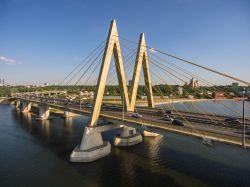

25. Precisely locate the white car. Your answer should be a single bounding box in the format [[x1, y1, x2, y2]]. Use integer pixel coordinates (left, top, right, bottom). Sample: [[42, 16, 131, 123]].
[[132, 112, 142, 118], [162, 115, 174, 123]]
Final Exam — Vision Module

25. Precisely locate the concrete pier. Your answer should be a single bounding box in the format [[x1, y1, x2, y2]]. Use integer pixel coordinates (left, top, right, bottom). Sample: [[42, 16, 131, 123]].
[[114, 126, 142, 146], [15, 100, 20, 108], [20, 101, 31, 112], [70, 127, 111, 162], [63, 110, 74, 118], [37, 105, 50, 120]]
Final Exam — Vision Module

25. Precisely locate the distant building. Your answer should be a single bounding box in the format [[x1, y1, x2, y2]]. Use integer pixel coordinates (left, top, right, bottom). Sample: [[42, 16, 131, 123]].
[[229, 92, 235, 97], [212, 92, 224, 99], [80, 91, 95, 98], [177, 86, 183, 96], [189, 77, 199, 88], [43, 83, 49, 87], [0, 78, 3, 86], [206, 91, 212, 95], [239, 91, 250, 97], [187, 95, 194, 99], [232, 82, 239, 87], [89, 91, 94, 96]]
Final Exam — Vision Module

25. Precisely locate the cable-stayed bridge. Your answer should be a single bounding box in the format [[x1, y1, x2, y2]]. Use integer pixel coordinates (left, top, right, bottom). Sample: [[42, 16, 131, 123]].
[[13, 20, 250, 162]]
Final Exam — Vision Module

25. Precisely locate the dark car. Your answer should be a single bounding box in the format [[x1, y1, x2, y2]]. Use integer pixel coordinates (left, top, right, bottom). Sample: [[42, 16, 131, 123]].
[[85, 103, 93, 109], [172, 119, 184, 126], [101, 104, 108, 110], [246, 128, 250, 135], [110, 105, 117, 110], [224, 117, 241, 124], [165, 110, 174, 115], [215, 121, 225, 126], [157, 110, 165, 115], [102, 104, 108, 108]]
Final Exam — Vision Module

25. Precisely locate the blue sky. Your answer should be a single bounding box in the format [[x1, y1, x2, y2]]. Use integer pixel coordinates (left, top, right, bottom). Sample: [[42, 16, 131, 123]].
[[0, 0, 249, 85]]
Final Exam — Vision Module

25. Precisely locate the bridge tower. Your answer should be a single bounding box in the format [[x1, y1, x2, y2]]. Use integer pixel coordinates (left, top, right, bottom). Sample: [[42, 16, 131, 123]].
[[70, 20, 154, 162], [89, 20, 154, 127], [89, 19, 130, 127], [129, 32, 154, 111]]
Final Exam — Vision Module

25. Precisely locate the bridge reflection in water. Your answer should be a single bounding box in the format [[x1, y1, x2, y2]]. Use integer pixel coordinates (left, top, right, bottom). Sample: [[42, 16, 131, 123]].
[[1, 105, 248, 187]]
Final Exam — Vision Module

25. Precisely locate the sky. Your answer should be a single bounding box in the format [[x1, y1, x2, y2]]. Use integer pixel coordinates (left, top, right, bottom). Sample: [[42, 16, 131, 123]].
[[0, 0, 249, 85]]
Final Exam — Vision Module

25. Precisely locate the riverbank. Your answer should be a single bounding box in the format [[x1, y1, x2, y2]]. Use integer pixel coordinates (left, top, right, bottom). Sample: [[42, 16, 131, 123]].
[[139, 98, 243, 107], [103, 97, 241, 107], [0, 97, 11, 104]]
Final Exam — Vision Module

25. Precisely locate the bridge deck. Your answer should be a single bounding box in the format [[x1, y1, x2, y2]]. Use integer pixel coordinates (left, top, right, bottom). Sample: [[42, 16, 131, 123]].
[[15, 97, 250, 148]]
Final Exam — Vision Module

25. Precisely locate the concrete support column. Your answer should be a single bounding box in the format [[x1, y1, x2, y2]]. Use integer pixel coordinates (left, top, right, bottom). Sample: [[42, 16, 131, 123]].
[[20, 101, 31, 112], [15, 100, 20, 108], [37, 105, 50, 120], [70, 127, 110, 162], [114, 126, 142, 146]]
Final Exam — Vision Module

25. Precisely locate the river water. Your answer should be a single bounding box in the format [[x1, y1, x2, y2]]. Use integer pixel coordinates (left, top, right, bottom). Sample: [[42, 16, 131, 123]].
[[0, 104, 250, 187]]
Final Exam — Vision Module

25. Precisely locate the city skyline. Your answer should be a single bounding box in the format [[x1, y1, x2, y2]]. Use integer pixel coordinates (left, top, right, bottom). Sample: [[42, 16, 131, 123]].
[[0, 0, 249, 85]]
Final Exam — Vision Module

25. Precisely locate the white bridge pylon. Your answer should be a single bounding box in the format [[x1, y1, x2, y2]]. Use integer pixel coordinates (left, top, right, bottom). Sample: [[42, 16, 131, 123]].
[[90, 19, 154, 127]]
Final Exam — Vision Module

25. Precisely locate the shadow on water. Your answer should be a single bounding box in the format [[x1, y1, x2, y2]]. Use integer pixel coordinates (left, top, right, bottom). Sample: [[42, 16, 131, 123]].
[[0, 105, 249, 187]]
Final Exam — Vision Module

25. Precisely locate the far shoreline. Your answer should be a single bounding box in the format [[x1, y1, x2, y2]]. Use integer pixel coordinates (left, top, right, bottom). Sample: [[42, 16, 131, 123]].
[[137, 98, 243, 107]]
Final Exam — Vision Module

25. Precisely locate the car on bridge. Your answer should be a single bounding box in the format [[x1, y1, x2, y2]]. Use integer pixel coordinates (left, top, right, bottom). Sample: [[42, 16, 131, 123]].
[[165, 110, 174, 115], [224, 117, 241, 124], [162, 115, 174, 123], [101, 103, 108, 108], [172, 119, 184, 126], [85, 103, 93, 109], [246, 127, 250, 135], [157, 110, 165, 115], [110, 104, 118, 110], [163, 113, 175, 118], [132, 112, 142, 118], [64, 101, 70, 105]]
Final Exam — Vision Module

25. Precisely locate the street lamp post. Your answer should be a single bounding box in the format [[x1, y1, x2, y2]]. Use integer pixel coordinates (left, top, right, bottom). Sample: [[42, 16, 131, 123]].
[[122, 91, 124, 121], [170, 94, 174, 110], [242, 88, 246, 148], [80, 91, 82, 110]]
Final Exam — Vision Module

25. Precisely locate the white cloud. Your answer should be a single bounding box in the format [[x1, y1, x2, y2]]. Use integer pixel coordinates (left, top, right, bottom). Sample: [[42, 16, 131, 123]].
[[0, 56, 18, 65]]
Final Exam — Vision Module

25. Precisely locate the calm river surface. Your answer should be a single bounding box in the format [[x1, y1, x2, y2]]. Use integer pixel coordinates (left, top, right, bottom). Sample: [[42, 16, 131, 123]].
[[0, 104, 250, 187]]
